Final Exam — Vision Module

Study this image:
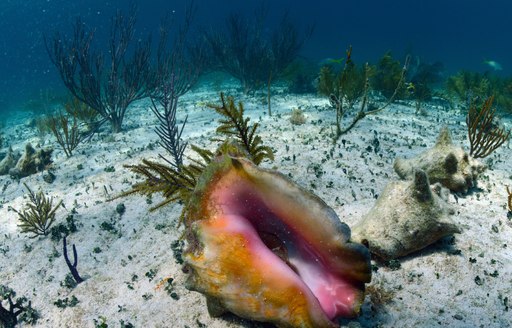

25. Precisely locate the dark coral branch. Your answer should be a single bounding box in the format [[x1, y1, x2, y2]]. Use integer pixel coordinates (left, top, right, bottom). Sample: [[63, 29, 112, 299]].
[[63, 235, 84, 284], [507, 185, 512, 212], [151, 74, 188, 170], [0, 294, 20, 328], [203, 11, 307, 94], [0, 285, 38, 327], [153, 0, 206, 98], [45, 4, 153, 133]]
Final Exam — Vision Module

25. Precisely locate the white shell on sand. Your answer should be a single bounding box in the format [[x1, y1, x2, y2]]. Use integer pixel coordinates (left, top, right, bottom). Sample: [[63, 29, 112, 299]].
[[352, 170, 460, 260]]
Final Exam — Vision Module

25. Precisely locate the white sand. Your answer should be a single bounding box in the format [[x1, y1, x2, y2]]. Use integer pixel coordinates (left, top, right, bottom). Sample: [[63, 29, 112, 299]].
[[0, 84, 511, 328]]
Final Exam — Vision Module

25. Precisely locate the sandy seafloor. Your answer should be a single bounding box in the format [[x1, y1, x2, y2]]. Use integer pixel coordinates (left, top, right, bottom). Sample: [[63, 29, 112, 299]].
[[0, 81, 511, 328]]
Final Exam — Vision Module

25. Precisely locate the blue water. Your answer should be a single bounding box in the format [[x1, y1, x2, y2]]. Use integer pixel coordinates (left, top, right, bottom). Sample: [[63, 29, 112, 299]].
[[1, 0, 510, 116]]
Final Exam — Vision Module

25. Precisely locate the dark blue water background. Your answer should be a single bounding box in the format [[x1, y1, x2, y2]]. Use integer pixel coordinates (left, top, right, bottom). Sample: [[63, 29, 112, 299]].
[[0, 0, 510, 116]]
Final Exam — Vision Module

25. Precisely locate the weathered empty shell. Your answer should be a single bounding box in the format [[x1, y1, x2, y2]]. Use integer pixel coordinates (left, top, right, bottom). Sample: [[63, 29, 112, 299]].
[[352, 170, 460, 260], [394, 127, 486, 193]]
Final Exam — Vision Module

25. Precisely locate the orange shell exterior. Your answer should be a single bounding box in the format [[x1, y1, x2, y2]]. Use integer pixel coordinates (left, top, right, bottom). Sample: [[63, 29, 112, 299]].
[[183, 155, 371, 328]]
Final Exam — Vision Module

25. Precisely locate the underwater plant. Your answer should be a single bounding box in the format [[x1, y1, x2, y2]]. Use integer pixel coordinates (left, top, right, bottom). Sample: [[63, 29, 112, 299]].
[[122, 148, 206, 213], [283, 59, 317, 94], [43, 111, 85, 158], [0, 285, 39, 327], [206, 93, 274, 165], [203, 11, 309, 95], [120, 93, 273, 214], [490, 77, 512, 113], [63, 235, 84, 285], [318, 46, 368, 138], [372, 51, 407, 99], [63, 96, 99, 133], [47, 3, 204, 134], [318, 47, 367, 110], [322, 47, 409, 140], [150, 74, 188, 170], [45, 6, 153, 133], [407, 60, 444, 114], [152, 1, 207, 100], [12, 183, 63, 238], [445, 71, 492, 108], [450, 71, 512, 112], [203, 14, 266, 94], [267, 15, 312, 93], [466, 96, 510, 159], [318, 66, 336, 96]]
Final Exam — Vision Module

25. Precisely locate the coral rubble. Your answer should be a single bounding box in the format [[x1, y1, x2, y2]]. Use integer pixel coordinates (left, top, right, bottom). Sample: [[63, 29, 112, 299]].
[[8, 143, 53, 179], [0, 147, 19, 175]]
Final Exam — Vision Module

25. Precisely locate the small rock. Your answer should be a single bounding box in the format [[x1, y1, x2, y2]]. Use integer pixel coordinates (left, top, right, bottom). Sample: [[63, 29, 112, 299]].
[[43, 171, 56, 184], [116, 203, 126, 215]]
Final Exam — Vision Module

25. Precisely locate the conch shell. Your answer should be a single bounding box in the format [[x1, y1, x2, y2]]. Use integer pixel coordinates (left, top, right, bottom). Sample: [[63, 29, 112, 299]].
[[183, 155, 371, 328], [352, 170, 460, 260], [394, 127, 486, 193]]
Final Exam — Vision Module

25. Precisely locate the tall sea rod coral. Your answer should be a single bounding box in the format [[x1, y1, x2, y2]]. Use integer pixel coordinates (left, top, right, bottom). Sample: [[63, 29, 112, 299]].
[[507, 186, 512, 218], [47, 2, 206, 134], [150, 74, 188, 170], [203, 11, 309, 94], [45, 5, 152, 133]]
